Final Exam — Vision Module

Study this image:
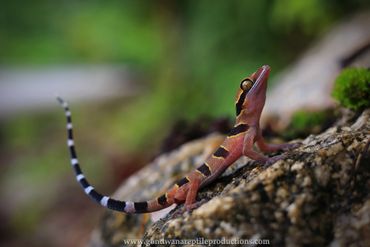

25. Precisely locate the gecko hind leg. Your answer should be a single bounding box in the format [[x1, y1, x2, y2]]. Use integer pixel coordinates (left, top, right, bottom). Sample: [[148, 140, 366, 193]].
[[184, 178, 201, 211], [172, 178, 203, 214]]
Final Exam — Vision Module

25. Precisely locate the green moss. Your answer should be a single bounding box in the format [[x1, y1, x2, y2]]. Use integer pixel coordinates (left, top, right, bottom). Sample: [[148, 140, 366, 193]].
[[332, 68, 370, 111], [291, 110, 327, 130], [283, 110, 334, 139]]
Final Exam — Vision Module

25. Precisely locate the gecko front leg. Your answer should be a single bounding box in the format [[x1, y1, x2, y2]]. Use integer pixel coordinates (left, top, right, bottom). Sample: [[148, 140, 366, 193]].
[[256, 129, 300, 153], [242, 127, 286, 166]]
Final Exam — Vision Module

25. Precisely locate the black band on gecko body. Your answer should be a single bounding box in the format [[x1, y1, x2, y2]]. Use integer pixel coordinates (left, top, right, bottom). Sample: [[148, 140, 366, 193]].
[[176, 177, 190, 187], [157, 194, 167, 206], [89, 189, 103, 203], [228, 124, 249, 137], [73, 165, 82, 175], [197, 163, 211, 176], [107, 199, 126, 212], [134, 201, 148, 213], [80, 178, 89, 188], [68, 129, 73, 139], [213, 146, 229, 159], [70, 146, 77, 159], [235, 91, 247, 116]]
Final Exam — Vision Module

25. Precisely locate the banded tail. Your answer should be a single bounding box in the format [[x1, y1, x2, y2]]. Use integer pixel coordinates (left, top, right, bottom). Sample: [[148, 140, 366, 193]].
[[57, 97, 172, 213]]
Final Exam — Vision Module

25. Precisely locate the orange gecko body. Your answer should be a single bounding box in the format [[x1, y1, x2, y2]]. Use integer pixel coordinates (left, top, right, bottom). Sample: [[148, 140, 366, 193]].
[[58, 65, 297, 213]]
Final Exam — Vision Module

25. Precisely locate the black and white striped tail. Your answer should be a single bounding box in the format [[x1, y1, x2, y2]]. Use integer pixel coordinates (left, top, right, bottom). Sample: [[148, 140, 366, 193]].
[[57, 97, 158, 214]]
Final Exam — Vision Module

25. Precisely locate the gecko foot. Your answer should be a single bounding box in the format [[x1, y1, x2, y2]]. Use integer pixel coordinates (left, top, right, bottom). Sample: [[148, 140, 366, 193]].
[[281, 142, 301, 151], [186, 199, 207, 211], [264, 154, 286, 167], [172, 199, 207, 217]]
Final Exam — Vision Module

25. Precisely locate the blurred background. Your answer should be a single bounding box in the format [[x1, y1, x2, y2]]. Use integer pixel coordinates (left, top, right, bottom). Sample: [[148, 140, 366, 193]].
[[0, 1, 369, 246]]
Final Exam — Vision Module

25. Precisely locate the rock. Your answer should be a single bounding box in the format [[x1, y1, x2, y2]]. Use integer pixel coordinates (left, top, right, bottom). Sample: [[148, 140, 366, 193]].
[[89, 109, 369, 247]]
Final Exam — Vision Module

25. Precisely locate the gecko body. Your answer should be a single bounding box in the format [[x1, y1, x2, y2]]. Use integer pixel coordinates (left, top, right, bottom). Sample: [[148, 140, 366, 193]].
[[58, 65, 297, 213]]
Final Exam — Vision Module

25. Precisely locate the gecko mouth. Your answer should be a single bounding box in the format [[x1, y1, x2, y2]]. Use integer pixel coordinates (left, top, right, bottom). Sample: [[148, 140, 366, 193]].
[[248, 65, 270, 96]]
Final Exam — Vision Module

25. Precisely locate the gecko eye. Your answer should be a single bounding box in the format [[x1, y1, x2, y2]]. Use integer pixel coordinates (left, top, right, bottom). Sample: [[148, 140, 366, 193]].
[[240, 79, 253, 91]]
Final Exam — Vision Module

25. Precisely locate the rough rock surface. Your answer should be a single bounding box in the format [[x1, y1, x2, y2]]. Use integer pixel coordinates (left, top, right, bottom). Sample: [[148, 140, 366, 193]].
[[90, 109, 369, 247]]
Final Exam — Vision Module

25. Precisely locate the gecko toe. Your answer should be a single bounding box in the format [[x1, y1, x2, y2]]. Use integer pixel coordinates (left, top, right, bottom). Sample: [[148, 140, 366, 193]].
[[185, 199, 207, 212], [282, 142, 301, 151], [264, 154, 286, 167]]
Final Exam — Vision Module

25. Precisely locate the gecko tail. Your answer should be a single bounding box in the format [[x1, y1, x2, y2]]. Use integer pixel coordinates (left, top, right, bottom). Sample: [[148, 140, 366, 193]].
[[56, 96, 170, 214]]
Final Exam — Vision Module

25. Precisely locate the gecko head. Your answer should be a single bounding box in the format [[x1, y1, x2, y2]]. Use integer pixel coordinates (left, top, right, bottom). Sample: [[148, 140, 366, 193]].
[[235, 65, 270, 118]]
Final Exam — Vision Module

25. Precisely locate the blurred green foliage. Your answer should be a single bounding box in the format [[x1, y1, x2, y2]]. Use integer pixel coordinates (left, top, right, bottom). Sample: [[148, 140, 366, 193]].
[[1, 1, 369, 138], [283, 110, 335, 139], [332, 67, 370, 111]]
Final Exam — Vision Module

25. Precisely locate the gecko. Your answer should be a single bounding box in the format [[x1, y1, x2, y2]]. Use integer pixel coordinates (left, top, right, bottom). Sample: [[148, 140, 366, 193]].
[[57, 65, 298, 213]]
